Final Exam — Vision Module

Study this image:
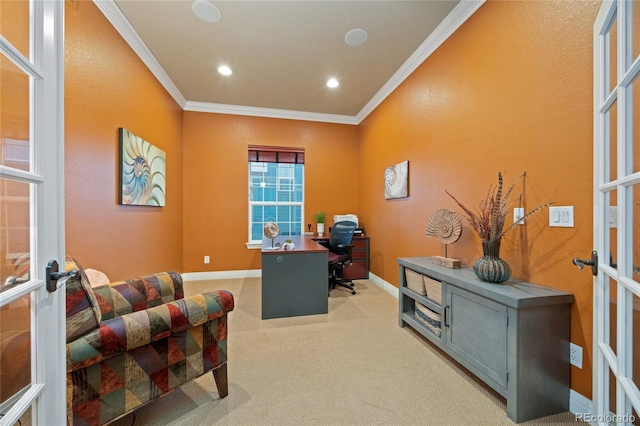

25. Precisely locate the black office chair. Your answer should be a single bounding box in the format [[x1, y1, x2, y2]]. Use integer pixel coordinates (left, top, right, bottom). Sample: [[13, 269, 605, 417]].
[[320, 220, 357, 295]]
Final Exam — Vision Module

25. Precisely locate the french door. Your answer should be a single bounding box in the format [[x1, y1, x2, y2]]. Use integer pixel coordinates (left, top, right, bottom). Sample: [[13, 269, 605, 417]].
[[0, 0, 66, 425], [593, 0, 640, 424]]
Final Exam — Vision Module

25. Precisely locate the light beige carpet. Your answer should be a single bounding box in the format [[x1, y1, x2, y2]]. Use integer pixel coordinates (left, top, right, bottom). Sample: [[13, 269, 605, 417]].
[[110, 278, 579, 426]]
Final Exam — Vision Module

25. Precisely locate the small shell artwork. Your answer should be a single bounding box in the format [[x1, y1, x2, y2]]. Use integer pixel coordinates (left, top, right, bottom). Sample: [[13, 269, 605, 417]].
[[426, 208, 462, 244]]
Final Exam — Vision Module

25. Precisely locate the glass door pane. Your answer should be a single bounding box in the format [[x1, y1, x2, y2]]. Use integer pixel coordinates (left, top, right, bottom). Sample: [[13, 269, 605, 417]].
[[1, 55, 31, 172], [0, 178, 32, 424], [0, 0, 30, 58]]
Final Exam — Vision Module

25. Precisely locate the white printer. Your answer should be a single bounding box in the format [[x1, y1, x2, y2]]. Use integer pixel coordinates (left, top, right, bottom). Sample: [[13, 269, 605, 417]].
[[333, 214, 358, 227]]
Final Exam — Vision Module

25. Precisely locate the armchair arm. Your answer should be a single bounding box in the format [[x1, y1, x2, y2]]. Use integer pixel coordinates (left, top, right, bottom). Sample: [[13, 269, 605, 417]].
[[67, 290, 234, 371], [93, 271, 183, 320]]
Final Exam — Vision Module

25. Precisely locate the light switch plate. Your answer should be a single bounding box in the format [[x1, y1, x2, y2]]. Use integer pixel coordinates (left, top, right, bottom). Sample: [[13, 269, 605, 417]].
[[549, 206, 574, 227], [514, 208, 525, 225]]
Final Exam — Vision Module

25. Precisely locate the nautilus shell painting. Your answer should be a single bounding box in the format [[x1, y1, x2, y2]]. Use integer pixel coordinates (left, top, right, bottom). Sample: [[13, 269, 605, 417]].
[[425, 209, 462, 244], [119, 128, 166, 206], [384, 160, 409, 199]]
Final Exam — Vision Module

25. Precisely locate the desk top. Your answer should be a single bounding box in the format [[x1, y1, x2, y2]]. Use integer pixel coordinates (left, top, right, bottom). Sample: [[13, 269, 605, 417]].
[[261, 235, 327, 254]]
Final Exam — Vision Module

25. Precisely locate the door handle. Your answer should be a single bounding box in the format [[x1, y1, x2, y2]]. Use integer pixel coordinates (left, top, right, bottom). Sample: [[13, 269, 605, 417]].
[[572, 251, 598, 276], [46, 260, 77, 292], [444, 305, 450, 327], [573, 251, 640, 276]]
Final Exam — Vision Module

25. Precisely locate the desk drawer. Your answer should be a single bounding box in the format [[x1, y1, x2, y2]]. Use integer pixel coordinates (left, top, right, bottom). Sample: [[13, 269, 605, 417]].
[[351, 239, 368, 249], [344, 261, 367, 280], [347, 237, 368, 280], [351, 249, 367, 260]]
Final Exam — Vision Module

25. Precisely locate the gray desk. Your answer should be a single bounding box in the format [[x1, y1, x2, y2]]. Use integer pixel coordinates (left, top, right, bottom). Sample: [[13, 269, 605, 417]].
[[261, 236, 328, 319]]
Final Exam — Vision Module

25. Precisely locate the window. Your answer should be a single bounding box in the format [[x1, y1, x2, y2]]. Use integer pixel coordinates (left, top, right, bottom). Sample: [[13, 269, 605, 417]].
[[248, 146, 304, 244]]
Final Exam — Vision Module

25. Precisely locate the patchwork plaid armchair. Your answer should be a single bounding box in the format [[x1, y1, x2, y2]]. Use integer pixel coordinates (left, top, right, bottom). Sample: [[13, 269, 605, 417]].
[[65, 258, 234, 425]]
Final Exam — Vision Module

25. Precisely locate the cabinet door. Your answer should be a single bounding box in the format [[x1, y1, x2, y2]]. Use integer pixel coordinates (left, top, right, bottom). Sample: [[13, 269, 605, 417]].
[[445, 286, 508, 389]]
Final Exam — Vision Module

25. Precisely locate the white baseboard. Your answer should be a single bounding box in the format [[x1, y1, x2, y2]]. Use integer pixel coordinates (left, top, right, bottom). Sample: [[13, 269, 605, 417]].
[[367, 272, 399, 298], [570, 389, 593, 422], [182, 269, 261, 281]]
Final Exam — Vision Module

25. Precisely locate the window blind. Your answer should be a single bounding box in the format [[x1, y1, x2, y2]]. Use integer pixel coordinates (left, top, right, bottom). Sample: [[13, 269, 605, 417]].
[[248, 145, 305, 164]]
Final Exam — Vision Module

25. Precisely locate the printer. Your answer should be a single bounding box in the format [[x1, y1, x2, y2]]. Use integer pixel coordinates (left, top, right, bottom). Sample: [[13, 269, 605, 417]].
[[333, 214, 358, 227], [333, 214, 364, 235]]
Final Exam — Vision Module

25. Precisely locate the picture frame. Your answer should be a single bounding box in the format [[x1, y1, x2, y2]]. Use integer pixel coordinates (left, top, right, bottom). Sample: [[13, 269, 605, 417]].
[[384, 160, 409, 199], [119, 128, 166, 206]]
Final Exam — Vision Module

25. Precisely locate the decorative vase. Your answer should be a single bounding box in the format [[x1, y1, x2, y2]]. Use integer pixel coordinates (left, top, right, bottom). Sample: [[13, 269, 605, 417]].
[[317, 223, 324, 237], [473, 239, 512, 283]]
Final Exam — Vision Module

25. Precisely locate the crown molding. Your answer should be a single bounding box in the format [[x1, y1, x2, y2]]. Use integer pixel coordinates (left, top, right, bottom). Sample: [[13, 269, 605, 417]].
[[93, 0, 187, 108], [355, 0, 485, 124], [184, 101, 359, 125], [95, 0, 483, 125]]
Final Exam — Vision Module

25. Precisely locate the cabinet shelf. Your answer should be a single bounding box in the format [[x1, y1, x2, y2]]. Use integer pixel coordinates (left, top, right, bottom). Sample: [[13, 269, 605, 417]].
[[397, 257, 574, 423], [400, 311, 442, 344], [400, 287, 442, 313]]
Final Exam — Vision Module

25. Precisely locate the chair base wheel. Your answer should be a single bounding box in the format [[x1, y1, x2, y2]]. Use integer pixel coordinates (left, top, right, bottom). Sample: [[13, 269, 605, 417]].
[[328, 278, 356, 296]]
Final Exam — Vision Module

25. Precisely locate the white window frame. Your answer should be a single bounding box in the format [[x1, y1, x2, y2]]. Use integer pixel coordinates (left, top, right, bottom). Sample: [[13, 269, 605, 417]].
[[247, 161, 304, 248]]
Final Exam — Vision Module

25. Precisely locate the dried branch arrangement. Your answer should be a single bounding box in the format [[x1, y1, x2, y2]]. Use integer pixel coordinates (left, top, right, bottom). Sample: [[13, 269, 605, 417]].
[[445, 172, 554, 243]]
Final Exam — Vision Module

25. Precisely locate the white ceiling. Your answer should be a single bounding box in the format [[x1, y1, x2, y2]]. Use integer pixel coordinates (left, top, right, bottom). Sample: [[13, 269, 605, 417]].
[[102, 1, 482, 124]]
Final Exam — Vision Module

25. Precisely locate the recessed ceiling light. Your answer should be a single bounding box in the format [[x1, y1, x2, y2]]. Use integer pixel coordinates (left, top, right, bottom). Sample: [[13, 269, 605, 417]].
[[345, 28, 368, 46], [192, 0, 221, 23], [327, 78, 339, 88], [218, 65, 232, 76]]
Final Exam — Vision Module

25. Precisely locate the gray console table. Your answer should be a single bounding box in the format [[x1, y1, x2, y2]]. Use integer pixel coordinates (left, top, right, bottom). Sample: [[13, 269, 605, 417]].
[[397, 257, 574, 423], [262, 236, 328, 319]]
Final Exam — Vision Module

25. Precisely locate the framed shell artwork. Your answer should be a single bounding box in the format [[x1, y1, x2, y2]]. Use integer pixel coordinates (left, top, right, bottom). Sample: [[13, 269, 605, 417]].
[[384, 160, 409, 199], [119, 128, 166, 206]]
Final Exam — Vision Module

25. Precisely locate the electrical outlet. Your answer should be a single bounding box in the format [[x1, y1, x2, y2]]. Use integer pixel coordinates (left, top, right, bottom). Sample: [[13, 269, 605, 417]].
[[570, 342, 583, 368], [204, 255, 210, 264]]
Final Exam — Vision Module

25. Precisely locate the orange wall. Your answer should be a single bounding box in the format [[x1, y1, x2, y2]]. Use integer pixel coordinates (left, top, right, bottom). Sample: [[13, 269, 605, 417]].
[[61, 0, 606, 398], [358, 0, 600, 397], [182, 112, 359, 272], [64, 1, 184, 281]]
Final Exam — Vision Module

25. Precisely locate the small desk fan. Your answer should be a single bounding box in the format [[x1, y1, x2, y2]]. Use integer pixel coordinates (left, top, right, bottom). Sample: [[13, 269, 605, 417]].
[[425, 208, 462, 268]]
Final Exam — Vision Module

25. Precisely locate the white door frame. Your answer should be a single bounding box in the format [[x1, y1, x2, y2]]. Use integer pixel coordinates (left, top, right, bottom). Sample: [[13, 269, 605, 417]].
[[593, 0, 640, 424], [0, 0, 66, 424]]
